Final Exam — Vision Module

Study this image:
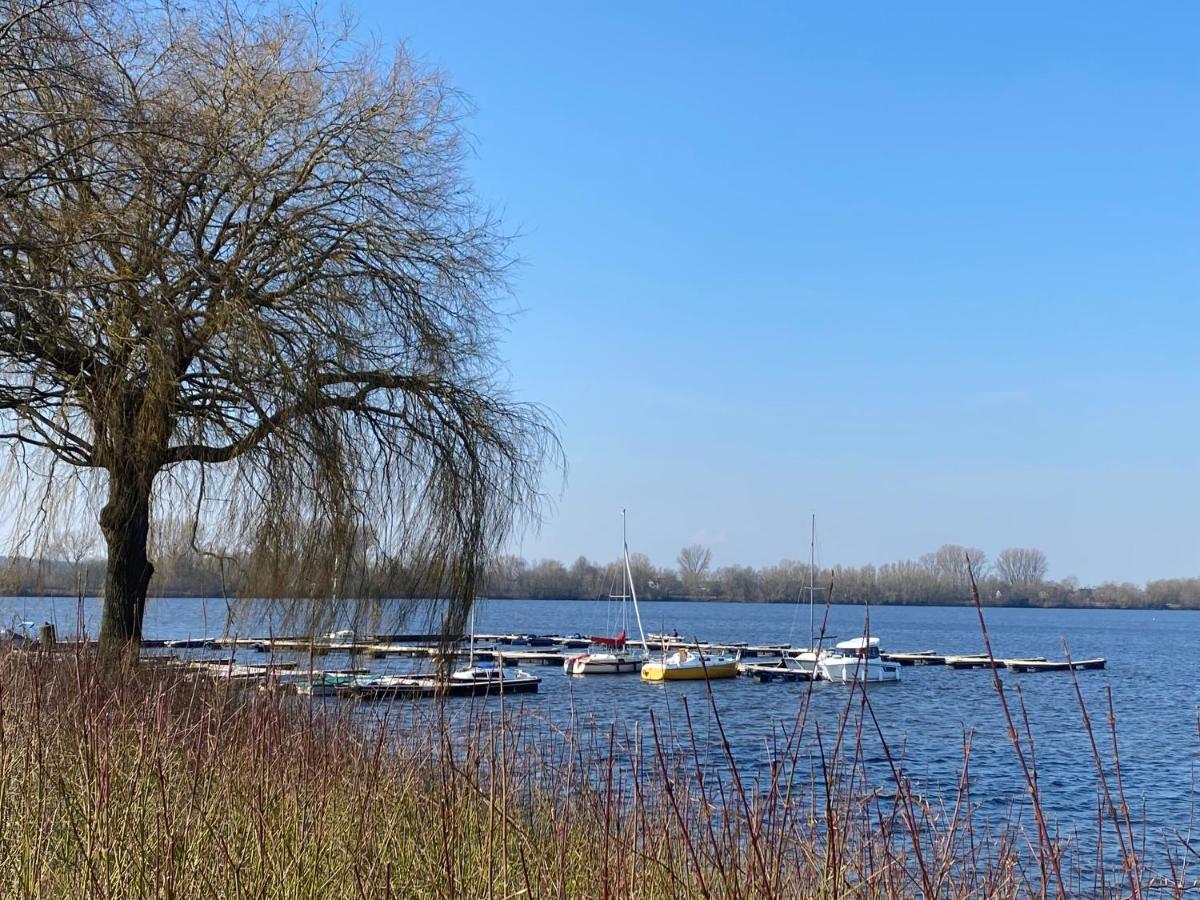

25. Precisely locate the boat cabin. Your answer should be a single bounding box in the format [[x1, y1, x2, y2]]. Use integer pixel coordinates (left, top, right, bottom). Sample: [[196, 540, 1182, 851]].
[[833, 636, 882, 660]]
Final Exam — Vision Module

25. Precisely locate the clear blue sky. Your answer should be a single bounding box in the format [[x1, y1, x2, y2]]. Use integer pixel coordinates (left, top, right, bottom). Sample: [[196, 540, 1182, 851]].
[[361, 2, 1199, 584]]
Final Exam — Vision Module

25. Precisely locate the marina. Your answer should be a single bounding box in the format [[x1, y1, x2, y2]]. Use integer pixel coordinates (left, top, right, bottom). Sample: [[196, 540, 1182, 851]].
[[0, 0, 1190, 890], [5, 620, 1109, 688], [108, 627, 1109, 691], [0, 595, 1172, 880]]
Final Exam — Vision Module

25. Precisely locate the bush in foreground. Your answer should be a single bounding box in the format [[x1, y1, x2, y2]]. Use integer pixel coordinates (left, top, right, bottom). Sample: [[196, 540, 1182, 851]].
[[0, 646, 1182, 898]]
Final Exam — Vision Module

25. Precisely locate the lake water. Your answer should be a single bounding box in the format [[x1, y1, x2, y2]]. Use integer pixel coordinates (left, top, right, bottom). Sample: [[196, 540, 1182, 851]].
[[4, 594, 1196, 867]]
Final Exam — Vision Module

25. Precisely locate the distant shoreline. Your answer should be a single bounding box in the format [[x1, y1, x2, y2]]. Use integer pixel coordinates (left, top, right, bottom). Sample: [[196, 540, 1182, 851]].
[[3, 591, 1196, 612]]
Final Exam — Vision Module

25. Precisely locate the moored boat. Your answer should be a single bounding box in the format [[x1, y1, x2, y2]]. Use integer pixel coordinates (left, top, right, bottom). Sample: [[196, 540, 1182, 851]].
[[640, 646, 740, 682], [449, 600, 541, 694], [784, 648, 831, 676], [340, 666, 541, 700], [296, 672, 366, 696], [564, 515, 647, 675], [448, 661, 541, 693], [564, 631, 643, 674], [816, 637, 902, 683], [597, 510, 738, 684], [741, 657, 813, 683], [746, 515, 832, 683]]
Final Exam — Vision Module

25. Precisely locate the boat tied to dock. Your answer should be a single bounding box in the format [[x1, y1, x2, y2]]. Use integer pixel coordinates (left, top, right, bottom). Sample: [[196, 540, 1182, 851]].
[[816, 637, 902, 683], [564, 512, 647, 676]]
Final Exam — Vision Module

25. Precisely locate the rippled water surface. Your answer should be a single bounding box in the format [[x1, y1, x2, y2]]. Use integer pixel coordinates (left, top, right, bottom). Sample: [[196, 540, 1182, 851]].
[[4, 595, 1197, 857]]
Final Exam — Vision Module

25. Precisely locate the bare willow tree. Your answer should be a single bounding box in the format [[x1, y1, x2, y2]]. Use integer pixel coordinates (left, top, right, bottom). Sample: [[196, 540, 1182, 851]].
[[922, 544, 988, 588], [995, 547, 1049, 591], [676, 544, 712, 595], [0, 0, 557, 647]]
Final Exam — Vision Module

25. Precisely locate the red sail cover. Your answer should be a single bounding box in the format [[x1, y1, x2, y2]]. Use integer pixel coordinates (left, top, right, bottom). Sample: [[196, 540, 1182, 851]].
[[589, 630, 626, 648]]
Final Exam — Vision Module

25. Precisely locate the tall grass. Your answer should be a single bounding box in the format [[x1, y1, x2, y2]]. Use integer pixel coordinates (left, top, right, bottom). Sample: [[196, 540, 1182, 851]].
[[0, 639, 1189, 897]]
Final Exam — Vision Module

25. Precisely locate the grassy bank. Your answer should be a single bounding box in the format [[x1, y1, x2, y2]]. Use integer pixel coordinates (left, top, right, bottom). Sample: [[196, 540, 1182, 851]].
[[0, 646, 1183, 898]]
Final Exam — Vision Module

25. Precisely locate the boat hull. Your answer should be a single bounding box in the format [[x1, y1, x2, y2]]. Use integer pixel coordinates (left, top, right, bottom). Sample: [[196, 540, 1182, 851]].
[[341, 676, 540, 700], [563, 655, 643, 675], [640, 659, 739, 682], [746, 665, 812, 683], [816, 659, 901, 684]]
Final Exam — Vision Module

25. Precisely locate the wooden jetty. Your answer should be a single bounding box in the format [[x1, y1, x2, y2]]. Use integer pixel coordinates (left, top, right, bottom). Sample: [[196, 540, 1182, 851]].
[[1005, 658, 1106, 673], [132, 627, 1111, 687]]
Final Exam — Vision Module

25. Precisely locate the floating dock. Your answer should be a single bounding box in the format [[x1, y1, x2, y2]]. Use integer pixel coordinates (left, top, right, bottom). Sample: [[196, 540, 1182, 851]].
[[882, 651, 947, 666], [1005, 658, 1106, 673], [944, 655, 1050, 670], [54, 628, 1109, 688]]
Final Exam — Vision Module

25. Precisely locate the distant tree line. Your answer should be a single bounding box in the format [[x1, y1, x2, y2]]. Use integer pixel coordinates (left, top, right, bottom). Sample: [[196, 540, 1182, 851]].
[[2, 542, 1199, 611], [483, 544, 1200, 610]]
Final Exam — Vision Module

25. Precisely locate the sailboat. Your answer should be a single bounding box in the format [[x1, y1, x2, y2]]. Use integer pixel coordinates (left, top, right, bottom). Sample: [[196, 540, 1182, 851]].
[[563, 630, 642, 675], [564, 514, 646, 675], [633, 513, 738, 683], [807, 521, 900, 684], [787, 514, 833, 676], [640, 643, 740, 681], [450, 601, 541, 694], [312, 602, 542, 700], [743, 514, 822, 683]]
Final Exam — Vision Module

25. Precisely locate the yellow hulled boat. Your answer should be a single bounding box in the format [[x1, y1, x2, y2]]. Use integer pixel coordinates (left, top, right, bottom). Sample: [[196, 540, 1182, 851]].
[[640, 647, 739, 682], [608, 509, 739, 683]]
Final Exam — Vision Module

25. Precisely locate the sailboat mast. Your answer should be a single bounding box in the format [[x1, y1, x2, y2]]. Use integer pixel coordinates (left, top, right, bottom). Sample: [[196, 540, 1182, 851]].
[[468, 601, 476, 667], [808, 513, 815, 650], [623, 508, 650, 655]]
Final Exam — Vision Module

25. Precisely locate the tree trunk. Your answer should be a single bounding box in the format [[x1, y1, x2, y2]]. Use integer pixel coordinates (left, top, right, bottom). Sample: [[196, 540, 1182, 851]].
[[98, 466, 155, 648]]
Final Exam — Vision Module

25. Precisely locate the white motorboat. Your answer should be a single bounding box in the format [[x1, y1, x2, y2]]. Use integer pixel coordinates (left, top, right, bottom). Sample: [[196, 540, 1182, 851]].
[[816, 637, 902, 683]]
